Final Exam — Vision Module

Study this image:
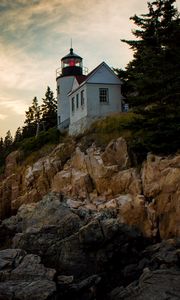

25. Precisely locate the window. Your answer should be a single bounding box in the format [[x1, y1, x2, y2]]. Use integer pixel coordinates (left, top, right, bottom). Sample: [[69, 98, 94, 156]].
[[57, 85, 60, 94], [99, 88, 109, 103], [81, 90, 85, 107], [72, 97, 75, 113], [76, 94, 79, 109]]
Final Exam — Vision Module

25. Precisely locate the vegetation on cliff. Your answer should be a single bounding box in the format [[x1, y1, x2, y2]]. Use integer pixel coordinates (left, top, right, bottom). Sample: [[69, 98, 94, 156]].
[[0, 0, 179, 171], [0, 87, 59, 172], [116, 0, 180, 156]]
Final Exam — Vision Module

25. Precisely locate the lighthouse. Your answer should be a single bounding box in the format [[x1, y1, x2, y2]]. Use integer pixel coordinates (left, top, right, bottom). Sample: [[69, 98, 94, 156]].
[[56, 47, 123, 135], [56, 47, 87, 130]]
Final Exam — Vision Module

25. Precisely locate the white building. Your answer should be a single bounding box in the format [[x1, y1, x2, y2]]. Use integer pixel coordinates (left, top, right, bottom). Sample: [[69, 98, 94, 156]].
[[56, 48, 124, 135]]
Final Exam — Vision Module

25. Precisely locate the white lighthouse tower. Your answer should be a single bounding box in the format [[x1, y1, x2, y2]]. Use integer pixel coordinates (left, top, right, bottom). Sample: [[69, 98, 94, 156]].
[[56, 47, 86, 130]]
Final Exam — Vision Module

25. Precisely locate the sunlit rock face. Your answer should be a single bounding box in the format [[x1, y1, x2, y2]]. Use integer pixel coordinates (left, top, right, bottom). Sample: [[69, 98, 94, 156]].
[[0, 137, 180, 240], [141, 154, 180, 239]]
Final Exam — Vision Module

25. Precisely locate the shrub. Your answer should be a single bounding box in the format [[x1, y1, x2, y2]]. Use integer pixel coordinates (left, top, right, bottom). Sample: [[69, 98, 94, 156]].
[[79, 112, 135, 150]]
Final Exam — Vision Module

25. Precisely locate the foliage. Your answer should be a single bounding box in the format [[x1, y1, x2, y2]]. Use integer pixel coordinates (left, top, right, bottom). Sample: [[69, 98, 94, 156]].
[[78, 113, 135, 150], [23, 96, 41, 138], [117, 0, 180, 156], [41, 86, 57, 130], [21, 87, 57, 140], [0, 131, 14, 171], [0, 86, 57, 171], [19, 127, 61, 157]]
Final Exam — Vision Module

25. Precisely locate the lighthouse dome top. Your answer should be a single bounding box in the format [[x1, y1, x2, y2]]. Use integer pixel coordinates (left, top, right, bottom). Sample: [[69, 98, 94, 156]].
[[60, 47, 83, 77], [61, 48, 82, 61]]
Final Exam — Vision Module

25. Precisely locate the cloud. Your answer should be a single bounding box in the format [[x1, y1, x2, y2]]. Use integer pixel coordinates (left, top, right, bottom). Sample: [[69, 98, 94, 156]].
[[0, 114, 7, 120], [0, 0, 180, 138], [0, 94, 27, 115]]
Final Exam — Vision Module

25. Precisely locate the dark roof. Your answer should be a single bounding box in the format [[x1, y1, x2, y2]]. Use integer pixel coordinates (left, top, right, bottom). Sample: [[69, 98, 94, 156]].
[[61, 48, 82, 61], [75, 75, 87, 84]]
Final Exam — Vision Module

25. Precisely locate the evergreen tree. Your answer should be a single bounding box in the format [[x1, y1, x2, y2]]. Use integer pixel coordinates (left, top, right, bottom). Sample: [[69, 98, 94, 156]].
[[0, 138, 4, 168], [4, 130, 13, 150], [119, 0, 180, 155], [23, 97, 41, 138], [0, 138, 3, 153], [41, 87, 57, 130], [14, 127, 23, 144]]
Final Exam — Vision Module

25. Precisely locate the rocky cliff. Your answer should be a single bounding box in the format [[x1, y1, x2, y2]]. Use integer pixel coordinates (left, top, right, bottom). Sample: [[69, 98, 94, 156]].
[[0, 137, 179, 239], [0, 137, 179, 299]]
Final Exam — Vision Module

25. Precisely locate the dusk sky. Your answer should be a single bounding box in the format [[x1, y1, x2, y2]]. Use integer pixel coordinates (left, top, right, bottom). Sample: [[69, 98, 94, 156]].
[[0, 0, 180, 138]]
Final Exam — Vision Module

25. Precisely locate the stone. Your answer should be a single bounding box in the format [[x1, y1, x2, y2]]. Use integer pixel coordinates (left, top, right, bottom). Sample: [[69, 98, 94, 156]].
[[141, 153, 180, 239], [57, 275, 74, 284], [71, 147, 87, 171], [110, 269, 180, 300], [79, 220, 104, 246], [101, 137, 130, 169], [0, 248, 56, 300], [0, 280, 56, 300], [67, 199, 82, 209], [4, 151, 20, 178], [105, 199, 117, 209]]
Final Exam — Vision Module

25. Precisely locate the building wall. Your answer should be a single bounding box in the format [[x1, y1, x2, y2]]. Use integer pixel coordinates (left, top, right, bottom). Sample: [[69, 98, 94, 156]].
[[69, 116, 96, 135], [86, 83, 122, 117], [70, 84, 88, 124], [69, 83, 122, 135], [87, 64, 121, 85], [57, 76, 74, 129]]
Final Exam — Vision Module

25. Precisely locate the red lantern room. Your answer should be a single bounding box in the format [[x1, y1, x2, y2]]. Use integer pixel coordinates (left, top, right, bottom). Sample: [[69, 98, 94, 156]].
[[61, 48, 83, 76]]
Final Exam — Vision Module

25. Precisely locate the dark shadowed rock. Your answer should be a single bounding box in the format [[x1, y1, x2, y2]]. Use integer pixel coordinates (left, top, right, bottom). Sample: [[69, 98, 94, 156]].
[[110, 269, 180, 300], [0, 280, 56, 300], [0, 249, 56, 300]]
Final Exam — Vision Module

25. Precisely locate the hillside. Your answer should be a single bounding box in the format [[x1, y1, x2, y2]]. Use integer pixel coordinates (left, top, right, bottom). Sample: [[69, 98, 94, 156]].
[[0, 132, 179, 299]]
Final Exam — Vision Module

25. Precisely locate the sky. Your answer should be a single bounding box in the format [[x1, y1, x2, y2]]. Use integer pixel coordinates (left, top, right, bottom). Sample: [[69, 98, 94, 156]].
[[0, 0, 180, 138]]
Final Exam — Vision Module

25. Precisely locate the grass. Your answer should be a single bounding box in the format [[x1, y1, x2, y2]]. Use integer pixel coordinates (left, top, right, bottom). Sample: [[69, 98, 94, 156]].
[[77, 112, 135, 150], [0, 112, 143, 173]]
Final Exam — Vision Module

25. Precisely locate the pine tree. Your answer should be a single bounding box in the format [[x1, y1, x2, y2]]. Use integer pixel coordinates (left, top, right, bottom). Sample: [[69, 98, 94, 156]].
[[41, 87, 57, 130], [14, 127, 23, 144], [23, 97, 41, 138], [0, 138, 3, 153], [119, 0, 180, 155], [0, 138, 4, 168], [4, 130, 13, 150]]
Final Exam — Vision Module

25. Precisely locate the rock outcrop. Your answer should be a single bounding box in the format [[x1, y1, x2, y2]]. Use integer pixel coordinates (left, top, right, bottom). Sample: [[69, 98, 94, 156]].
[[110, 238, 180, 299], [142, 154, 180, 238], [110, 269, 180, 300], [0, 248, 56, 300], [1, 193, 179, 300], [0, 137, 180, 241]]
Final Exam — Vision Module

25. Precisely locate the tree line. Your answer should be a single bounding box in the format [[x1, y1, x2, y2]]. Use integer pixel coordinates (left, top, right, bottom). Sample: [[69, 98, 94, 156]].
[[1, 0, 179, 167], [0, 86, 57, 168], [116, 0, 180, 157]]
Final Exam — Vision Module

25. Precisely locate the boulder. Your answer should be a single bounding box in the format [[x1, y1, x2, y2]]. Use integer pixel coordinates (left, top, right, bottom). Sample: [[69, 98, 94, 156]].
[[142, 153, 180, 238], [85, 146, 141, 196], [52, 169, 93, 200], [0, 249, 56, 300], [101, 137, 130, 169], [110, 269, 180, 300], [4, 151, 20, 178]]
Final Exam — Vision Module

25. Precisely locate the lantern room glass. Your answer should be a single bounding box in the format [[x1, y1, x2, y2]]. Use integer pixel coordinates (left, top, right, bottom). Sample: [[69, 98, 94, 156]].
[[61, 58, 82, 69]]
